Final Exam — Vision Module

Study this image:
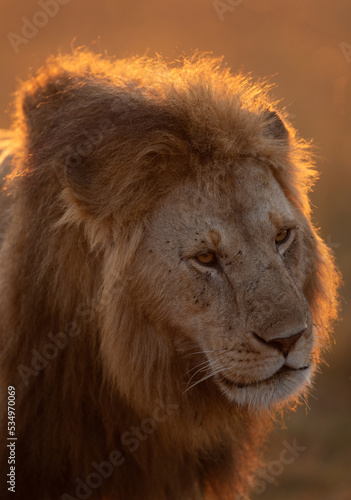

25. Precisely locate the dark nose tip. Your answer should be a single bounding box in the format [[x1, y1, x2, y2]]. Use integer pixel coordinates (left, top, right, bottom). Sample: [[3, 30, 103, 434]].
[[255, 329, 306, 357]]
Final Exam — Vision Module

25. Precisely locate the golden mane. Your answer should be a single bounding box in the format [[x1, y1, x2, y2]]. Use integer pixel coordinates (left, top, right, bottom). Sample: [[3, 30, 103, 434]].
[[0, 51, 340, 500]]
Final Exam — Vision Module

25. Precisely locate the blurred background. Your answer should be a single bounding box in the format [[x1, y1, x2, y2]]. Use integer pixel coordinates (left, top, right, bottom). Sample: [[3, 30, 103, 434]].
[[0, 0, 350, 498]]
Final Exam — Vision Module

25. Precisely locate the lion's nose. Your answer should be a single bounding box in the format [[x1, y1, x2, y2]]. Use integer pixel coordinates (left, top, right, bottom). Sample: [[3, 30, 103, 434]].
[[254, 329, 306, 357]]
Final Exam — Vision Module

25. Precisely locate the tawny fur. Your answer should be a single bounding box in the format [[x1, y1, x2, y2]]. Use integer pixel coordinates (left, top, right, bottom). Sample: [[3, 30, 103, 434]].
[[0, 51, 340, 500]]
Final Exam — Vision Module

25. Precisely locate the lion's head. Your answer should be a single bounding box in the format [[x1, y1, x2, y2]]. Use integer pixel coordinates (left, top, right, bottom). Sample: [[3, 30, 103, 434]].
[[131, 163, 313, 408], [0, 51, 340, 500]]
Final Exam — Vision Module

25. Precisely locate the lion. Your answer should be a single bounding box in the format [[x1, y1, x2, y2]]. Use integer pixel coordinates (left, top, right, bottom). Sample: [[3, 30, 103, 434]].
[[0, 51, 340, 500]]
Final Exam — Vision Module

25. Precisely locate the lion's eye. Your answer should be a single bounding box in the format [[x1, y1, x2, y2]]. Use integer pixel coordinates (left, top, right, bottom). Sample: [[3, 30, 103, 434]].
[[196, 251, 217, 266], [275, 229, 291, 245]]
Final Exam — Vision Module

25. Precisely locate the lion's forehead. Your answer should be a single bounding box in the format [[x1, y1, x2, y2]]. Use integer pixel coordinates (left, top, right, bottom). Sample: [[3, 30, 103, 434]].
[[152, 162, 295, 244]]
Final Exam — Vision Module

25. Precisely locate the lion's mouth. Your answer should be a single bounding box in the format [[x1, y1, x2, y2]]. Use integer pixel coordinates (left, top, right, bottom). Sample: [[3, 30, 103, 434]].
[[219, 363, 310, 389]]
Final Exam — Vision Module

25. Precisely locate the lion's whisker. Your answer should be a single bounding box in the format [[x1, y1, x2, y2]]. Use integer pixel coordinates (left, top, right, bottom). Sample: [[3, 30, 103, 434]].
[[186, 350, 228, 374], [184, 366, 224, 394], [185, 354, 228, 392], [186, 359, 211, 375], [185, 363, 213, 388], [184, 348, 227, 358]]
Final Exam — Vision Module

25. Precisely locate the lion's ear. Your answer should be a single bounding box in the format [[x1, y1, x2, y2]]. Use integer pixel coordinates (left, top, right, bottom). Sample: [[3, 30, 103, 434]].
[[17, 67, 178, 226], [20, 73, 74, 143], [18, 70, 120, 218], [262, 110, 288, 140]]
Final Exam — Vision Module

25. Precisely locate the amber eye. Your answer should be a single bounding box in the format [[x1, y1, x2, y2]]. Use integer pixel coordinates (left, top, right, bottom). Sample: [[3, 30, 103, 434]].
[[275, 229, 291, 245], [196, 251, 216, 265]]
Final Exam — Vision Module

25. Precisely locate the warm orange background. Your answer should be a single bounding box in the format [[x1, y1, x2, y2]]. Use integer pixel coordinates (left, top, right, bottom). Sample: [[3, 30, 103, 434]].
[[1, 1, 350, 498]]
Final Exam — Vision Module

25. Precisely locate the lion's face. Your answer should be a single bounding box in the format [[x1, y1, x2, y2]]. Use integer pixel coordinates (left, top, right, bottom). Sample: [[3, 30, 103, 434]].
[[136, 161, 314, 409]]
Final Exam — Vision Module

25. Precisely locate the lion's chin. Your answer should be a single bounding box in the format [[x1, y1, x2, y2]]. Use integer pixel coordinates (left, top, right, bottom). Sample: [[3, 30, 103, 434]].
[[216, 364, 312, 410]]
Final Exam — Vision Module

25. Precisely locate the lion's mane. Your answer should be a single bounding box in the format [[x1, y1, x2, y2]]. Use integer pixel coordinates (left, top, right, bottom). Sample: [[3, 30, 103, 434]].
[[0, 51, 340, 500]]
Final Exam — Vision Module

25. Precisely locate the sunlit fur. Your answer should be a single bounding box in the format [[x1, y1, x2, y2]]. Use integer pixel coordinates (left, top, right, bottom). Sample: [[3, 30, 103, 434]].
[[0, 51, 340, 500]]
